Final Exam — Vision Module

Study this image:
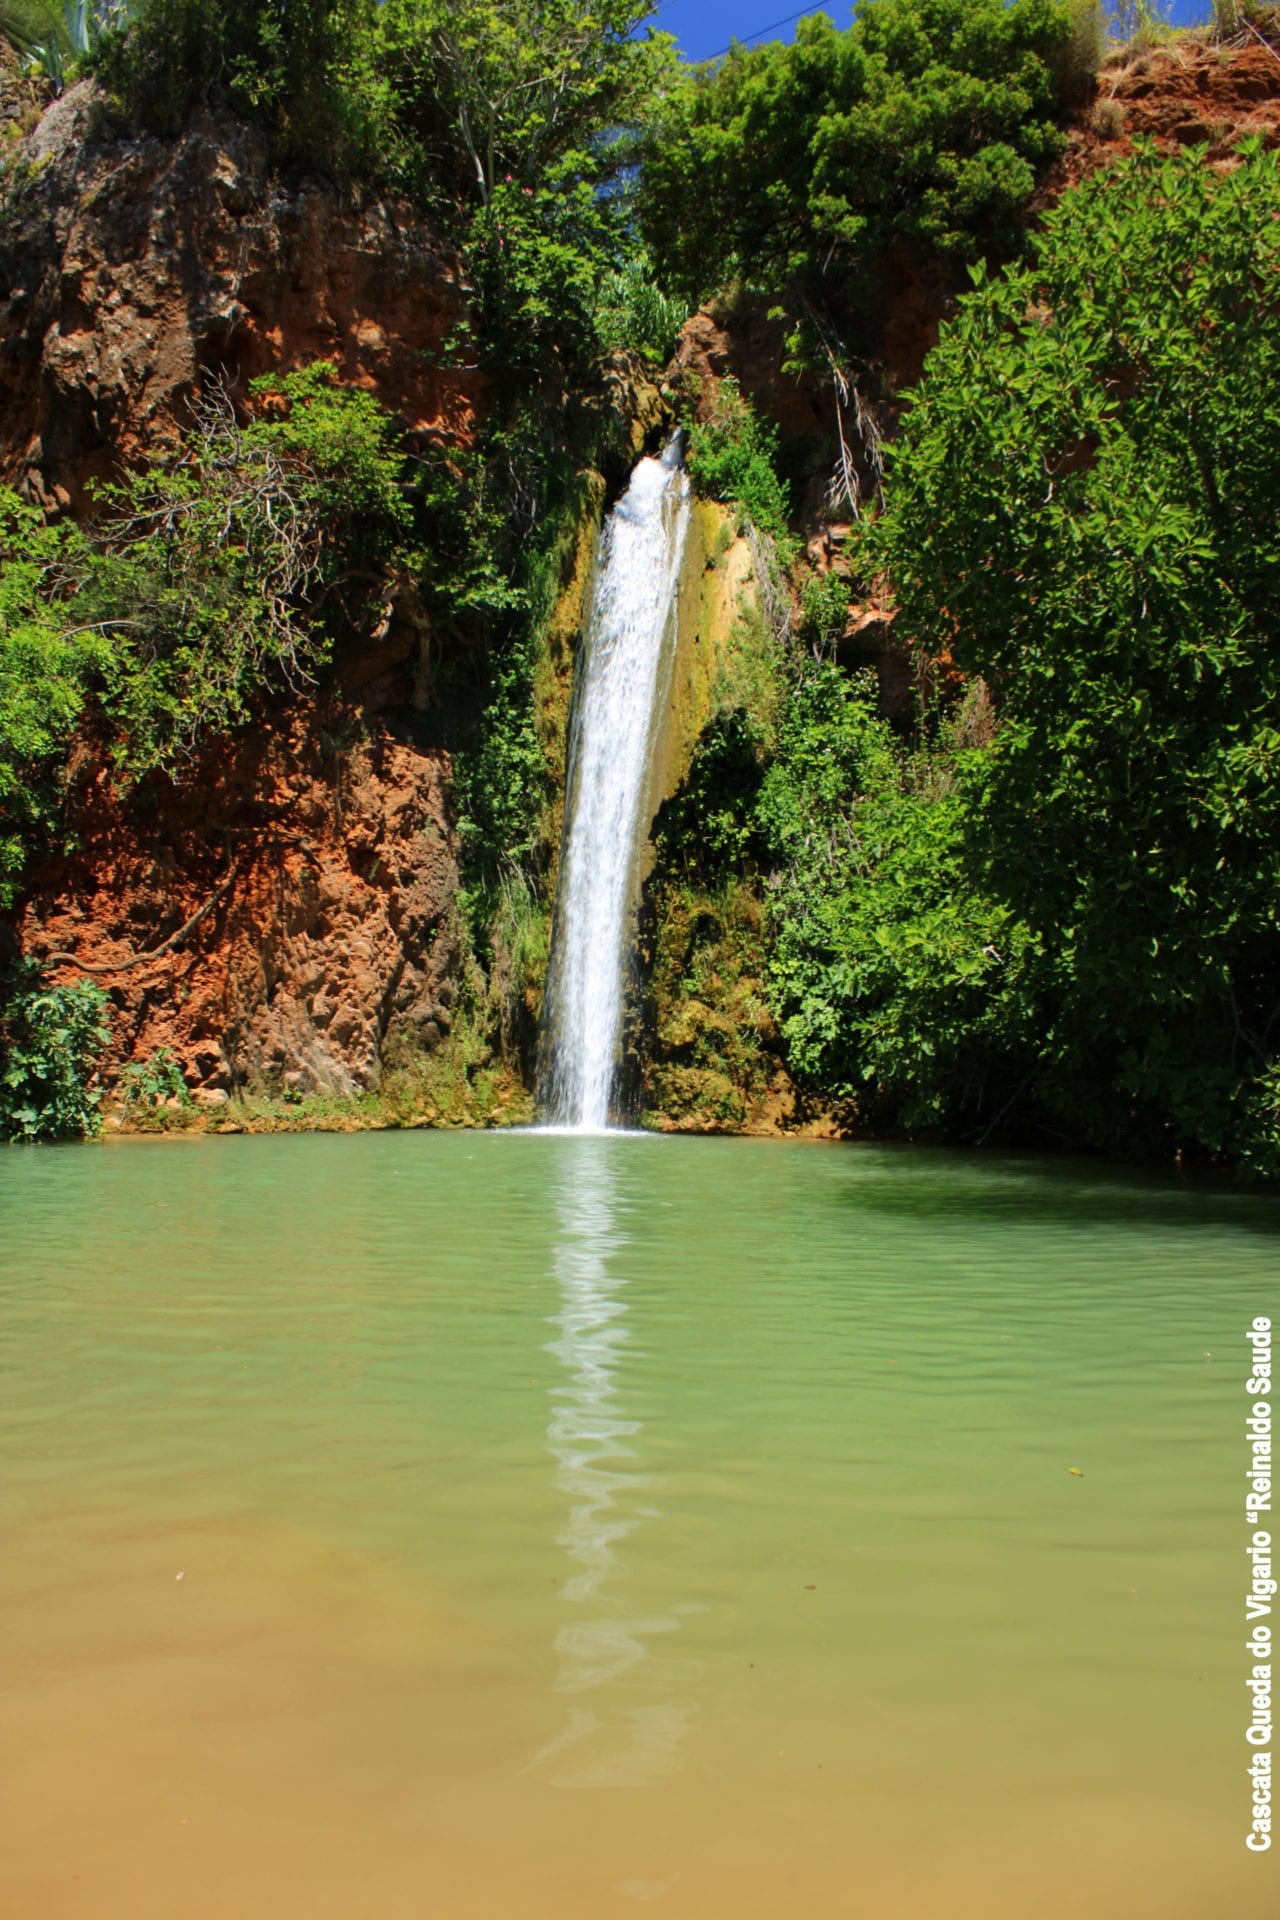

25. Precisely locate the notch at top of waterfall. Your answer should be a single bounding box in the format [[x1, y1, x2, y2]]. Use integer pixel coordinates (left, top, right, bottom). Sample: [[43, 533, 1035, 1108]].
[[537, 436, 693, 1133]]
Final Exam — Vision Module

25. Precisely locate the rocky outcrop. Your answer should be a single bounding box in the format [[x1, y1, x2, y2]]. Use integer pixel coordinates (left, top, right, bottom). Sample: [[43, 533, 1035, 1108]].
[[0, 82, 491, 1111], [19, 708, 464, 1100], [1054, 34, 1280, 191], [667, 304, 830, 442], [0, 82, 482, 512]]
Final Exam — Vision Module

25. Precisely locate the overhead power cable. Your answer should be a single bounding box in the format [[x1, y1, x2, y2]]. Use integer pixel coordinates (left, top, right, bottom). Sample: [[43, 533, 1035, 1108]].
[[705, 5, 828, 61]]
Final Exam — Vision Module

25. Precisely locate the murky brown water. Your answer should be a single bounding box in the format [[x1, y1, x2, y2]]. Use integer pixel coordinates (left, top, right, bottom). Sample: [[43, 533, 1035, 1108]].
[[2, 1131, 1276, 1916]]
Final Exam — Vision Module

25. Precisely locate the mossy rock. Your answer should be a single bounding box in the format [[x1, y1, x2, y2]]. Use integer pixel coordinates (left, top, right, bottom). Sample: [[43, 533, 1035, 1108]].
[[649, 1065, 747, 1132], [658, 996, 737, 1057]]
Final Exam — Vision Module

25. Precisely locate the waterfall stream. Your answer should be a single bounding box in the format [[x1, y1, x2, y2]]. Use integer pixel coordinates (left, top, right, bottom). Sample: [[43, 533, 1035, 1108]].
[[539, 437, 692, 1131]]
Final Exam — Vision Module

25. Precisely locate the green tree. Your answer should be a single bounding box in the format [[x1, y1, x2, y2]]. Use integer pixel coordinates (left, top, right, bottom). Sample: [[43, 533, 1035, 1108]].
[[97, 1, 676, 371], [757, 662, 1040, 1130], [94, 0, 361, 157], [865, 141, 1280, 1173], [0, 491, 106, 908], [369, 0, 675, 370], [640, 0, 1099, 358], [364, 0, 665, 210]]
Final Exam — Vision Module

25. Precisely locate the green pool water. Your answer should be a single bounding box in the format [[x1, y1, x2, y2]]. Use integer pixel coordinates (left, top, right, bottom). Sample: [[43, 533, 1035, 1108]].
[[1, 1130, 1276, 1917]]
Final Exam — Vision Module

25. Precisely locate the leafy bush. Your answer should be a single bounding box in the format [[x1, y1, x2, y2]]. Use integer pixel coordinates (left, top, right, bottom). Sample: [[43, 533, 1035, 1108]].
[[640, 0, 1096, 359], [687, 379, 793, 548], [468, 167, 627, 375], [453, 616, 547, 871], [757, 662, 1040, 1130], [596, 249, 687, 364], [0, 490, 113, 908], [448, 452, 607, 914], [0, 960, 110, 1140], [653, 707, 770, 881], [799, 570, 853, 655], [850, 140, 1280, 1174], [118, 1045, 190, 1115]]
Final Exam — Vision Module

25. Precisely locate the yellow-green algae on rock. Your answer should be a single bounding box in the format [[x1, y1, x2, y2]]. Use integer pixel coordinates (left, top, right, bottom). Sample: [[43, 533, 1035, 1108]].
[[637, 502, 822, 1137]]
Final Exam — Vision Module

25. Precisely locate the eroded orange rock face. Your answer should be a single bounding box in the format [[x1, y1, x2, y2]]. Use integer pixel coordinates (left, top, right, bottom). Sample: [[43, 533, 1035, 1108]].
[[1054, 38, 1280, 193], [0, 84, 482, 512], [668, 305, 829, 441], [19, 712, 464, 1098], [0, 82, 484, 1101]]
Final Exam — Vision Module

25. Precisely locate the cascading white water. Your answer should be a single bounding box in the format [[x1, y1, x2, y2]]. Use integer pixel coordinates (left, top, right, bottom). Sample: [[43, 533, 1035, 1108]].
[[540, 437, 692, 1132]]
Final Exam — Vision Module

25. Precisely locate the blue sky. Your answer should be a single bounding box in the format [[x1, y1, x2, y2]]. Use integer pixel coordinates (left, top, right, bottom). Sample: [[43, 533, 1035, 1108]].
[[650, 1, 1215, 65]]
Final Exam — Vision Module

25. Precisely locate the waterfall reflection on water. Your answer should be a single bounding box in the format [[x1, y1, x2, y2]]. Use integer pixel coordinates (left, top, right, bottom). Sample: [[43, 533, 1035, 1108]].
[[530, 1138, 701, 1788]]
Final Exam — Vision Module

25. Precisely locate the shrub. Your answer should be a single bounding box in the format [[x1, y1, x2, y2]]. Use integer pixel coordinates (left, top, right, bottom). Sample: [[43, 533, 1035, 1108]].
[[755, 660, 1043, 1130], [596, 249, 687, 364], [95, 2, 673, 373], [118, 1045, 190, 1116], [93, 0, 359, 157], [1088, 94, 1126, 137], [799, 570, 853, 656], [640, 0, 1097, 361], [687, 379, 792, 548], [0, 960, 110, 1141], [867, 140, 1280, 1174], [0, 489, 107, 909]]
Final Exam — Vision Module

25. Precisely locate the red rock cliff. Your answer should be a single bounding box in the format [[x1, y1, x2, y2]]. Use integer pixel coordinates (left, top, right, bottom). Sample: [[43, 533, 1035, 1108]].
[[0, 76, 488, 1107]]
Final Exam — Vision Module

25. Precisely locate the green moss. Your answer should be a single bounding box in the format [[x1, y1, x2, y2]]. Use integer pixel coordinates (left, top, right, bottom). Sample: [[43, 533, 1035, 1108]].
[[634, 495, 811, 1136], [641, 876, 799, 1134], [110, 1033, 534, 1138]]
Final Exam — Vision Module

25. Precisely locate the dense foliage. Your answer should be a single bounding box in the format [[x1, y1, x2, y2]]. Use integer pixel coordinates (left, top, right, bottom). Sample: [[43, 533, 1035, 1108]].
[[685, 379, 794, 550], [763, 141, 1280, 1177], [6, 2, 1279, 1181], [95, 0, 676, 376], [0, 491, 105, 906], [758, 666, 1039, 1133], [0, 959, 110, 1140], [0, 365, 411, 906], [639, 0, 1100, 361]]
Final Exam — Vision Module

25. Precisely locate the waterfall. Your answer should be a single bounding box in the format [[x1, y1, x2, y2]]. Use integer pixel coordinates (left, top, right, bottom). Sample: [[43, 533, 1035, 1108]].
[[539, 436, 692, 1132]]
